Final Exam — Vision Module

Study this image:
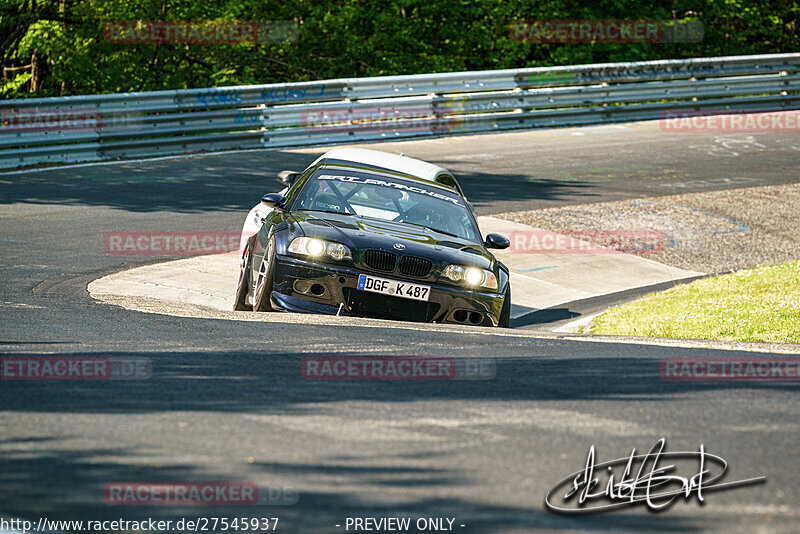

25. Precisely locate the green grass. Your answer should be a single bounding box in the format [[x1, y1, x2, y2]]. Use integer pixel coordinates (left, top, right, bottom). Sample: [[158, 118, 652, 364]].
[[589, 260, 800, 344]]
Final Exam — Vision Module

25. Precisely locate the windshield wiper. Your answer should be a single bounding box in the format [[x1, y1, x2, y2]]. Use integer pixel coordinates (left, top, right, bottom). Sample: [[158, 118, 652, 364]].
[[401, 221, 460, 238], [304, 209, 354, 216]]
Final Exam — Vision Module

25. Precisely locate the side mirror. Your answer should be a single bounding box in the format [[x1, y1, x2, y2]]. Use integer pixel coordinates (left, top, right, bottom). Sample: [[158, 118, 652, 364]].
[[261, 193, 285, 208], [277, 170, 300, 186], [484, 233, 510, 250]]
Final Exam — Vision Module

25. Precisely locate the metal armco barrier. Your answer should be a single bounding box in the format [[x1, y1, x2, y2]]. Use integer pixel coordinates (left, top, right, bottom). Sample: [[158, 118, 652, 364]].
[[1, 53, 799, 169]]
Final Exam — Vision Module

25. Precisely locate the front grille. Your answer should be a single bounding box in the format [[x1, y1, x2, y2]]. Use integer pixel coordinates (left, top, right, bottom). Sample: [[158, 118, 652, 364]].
[[399, 256, 432, 277], [363, 249, 396, 272], [344, 288, 440, 323]]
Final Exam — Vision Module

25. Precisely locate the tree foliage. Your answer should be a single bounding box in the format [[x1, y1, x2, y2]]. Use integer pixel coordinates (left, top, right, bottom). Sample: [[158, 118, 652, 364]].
[[1, 0, 798, 98]]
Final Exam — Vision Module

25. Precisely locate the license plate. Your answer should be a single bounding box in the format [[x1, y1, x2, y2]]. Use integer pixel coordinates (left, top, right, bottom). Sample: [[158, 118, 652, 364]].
[[357, 274, 431, 301]]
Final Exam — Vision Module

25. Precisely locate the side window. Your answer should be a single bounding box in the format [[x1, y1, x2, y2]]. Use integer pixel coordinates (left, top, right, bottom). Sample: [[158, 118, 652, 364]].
[[435, 173, 466, 198], [284, 166, 319, 207], [435, 174, 456, 189]]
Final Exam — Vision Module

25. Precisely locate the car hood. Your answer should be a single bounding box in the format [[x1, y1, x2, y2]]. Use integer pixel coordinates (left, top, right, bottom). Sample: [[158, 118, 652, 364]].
[[289, 210, 494, 269]]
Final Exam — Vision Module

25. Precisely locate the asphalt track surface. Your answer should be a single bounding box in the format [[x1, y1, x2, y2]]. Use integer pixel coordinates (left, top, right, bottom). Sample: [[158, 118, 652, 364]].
[[1, 120, 799, 533]]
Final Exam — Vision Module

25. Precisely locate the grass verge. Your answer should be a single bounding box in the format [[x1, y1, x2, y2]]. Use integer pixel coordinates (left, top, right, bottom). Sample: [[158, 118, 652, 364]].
[[588, 260, 800, 343]]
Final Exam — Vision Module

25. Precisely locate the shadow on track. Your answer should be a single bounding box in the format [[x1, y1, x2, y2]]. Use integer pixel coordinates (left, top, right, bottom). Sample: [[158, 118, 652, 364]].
[[1, 349, 797, 412], [3, 346, 788, 530], [0, 151, 597, 215], [0, 435, 702, 532]]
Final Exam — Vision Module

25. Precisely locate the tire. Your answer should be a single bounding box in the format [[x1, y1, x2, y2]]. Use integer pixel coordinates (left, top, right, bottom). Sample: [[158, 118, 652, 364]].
[[233, 243, 253, 311], [498, 285, 511, 328], [252, 236, 276, 312]]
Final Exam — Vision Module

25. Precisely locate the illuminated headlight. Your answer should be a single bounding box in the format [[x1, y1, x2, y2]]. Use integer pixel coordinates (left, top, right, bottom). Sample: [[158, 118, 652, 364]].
[[289, 237, 352, 261], [305, 238, 325, 256], [465, 267, 483, 285], [442, 265, 498, 290]]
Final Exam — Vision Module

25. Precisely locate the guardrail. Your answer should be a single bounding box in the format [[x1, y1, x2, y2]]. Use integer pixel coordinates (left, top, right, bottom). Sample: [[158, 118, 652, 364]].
[[1, 53, 799, 169]]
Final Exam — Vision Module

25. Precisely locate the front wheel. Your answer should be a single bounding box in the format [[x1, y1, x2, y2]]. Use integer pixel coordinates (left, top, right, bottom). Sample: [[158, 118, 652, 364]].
[[233, 243, 254, 311], [498, 285, 511, 328], [252, 237, 276, 312]]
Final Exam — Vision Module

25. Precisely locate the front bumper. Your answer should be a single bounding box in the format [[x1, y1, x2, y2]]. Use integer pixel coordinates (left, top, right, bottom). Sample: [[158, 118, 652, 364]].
[[270, 255, 504, 327]]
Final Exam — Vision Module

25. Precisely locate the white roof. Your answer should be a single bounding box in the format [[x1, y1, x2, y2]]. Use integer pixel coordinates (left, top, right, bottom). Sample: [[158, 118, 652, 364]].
[[312, 147, 452, 182]]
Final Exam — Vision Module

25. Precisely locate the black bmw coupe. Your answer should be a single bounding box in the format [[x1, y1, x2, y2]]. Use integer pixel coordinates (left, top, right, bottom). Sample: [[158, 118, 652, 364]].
[[234, 148, 511, 327]]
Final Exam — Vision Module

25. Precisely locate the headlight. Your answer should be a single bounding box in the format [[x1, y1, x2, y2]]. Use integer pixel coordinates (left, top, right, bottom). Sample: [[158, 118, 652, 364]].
[[442, 265, 498, 290], [305, 238, 325, 256], [465, 267, 483, 285], [326, 242, 350, 261], [289, 237, 352, 261]]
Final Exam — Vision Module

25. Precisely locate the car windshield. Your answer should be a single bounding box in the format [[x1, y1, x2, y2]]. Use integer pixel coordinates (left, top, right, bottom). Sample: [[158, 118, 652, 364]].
[[292, 168, 481, 242]]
